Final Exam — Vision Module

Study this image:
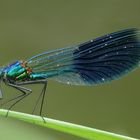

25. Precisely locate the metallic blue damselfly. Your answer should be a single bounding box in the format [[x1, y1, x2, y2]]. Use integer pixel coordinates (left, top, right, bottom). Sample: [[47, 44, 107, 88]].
[[0, 28, 140, 116]]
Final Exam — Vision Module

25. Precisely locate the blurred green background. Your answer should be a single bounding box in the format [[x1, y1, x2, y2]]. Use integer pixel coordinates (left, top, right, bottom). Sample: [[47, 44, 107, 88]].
[[0, 0, 140, 140]]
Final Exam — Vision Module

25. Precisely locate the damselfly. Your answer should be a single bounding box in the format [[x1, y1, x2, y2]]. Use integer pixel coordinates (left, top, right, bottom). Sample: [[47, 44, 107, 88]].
[[0, 28, 140, 116]]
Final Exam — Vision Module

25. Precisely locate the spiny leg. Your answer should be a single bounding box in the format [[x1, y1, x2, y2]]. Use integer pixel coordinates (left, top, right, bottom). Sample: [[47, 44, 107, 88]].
[[0, 83, 3, 107], [39, 82, 47, 117], [7, 84, 31, 111], [0, 81, 3, 101], [16, 80, 48, 122], [1, 83, 31, 108], [1, 91, 26, 108], [32, 81, 47, 122], [5, 83, 32, 117], [39, 82, 47, 123], [32, 83, 45, 115], [32, 90, 43, 114]]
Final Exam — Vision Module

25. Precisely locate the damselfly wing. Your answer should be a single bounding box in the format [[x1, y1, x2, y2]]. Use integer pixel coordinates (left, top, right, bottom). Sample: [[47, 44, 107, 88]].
[[27, 28, 140, 85]]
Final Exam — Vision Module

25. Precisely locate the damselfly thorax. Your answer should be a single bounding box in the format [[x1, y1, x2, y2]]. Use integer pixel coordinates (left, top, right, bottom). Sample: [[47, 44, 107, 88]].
[[1, 61, 31, 82]]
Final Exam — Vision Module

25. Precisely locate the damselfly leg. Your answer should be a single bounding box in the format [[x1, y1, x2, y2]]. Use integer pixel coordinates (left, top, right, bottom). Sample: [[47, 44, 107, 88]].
[[3, 83, 32, 117], [17, 80, 48, 122], [17, 80, 47, 122], [1, 80, 47, 122]]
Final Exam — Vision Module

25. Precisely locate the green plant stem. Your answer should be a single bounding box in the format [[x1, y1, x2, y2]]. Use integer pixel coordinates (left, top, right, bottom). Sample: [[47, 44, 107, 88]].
[[0, 109, 138, 140]]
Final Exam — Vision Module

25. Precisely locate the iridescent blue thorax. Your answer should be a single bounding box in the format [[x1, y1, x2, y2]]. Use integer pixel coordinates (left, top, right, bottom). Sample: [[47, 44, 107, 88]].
[[2, 61, 31, 81], [1, 61, 47, 82]]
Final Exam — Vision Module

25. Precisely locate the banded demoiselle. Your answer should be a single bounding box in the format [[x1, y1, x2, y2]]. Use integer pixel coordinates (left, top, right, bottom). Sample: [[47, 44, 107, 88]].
[[0, 28, 140, 116]]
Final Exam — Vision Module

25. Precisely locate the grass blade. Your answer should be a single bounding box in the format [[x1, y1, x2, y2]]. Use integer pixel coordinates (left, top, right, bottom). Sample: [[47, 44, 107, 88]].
[[0, 109, 138, 140]]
